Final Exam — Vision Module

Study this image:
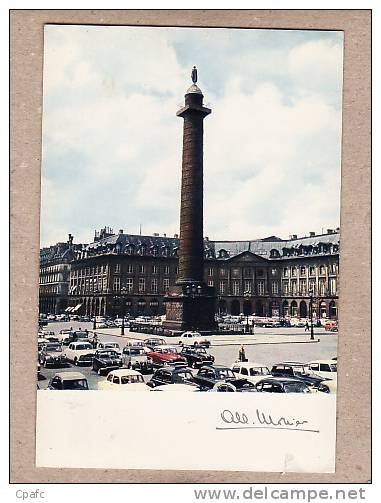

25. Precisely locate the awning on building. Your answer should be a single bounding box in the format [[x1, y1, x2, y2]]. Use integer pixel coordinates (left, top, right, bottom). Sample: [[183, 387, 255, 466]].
[[65, 306, 73, 312], [72, 303, 82, 312]]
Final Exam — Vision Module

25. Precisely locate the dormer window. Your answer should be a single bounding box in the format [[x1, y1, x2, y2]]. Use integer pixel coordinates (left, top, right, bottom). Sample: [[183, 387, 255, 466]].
[[162, 246, 169, 257], [218, 249, 227, 258], [270, 249, 280, 258]]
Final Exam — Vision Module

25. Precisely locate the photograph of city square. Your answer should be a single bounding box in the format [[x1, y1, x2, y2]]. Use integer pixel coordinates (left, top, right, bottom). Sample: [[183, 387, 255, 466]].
[[37, 25, 342, 397]]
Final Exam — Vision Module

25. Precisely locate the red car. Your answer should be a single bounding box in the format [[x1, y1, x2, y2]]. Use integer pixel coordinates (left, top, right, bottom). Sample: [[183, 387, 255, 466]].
[[324, 322, 338, 332], [147, 345, 187, 367]]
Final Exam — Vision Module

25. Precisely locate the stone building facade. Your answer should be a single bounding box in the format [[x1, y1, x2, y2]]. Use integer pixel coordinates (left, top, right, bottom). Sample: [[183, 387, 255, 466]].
[[66, 227, 339, 320], [39, 235, 86, 314]]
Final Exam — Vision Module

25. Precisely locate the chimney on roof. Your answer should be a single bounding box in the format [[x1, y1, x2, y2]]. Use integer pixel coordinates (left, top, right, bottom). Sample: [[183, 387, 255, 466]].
[[174, 233, 179, 239], [205, 236, 209, 241], [327, 229, 333, 234], [289, 234, 297, 240], [336, 227, 340, 232], [309, 231, 316, 237], [163, 233, 166, 237], [118, 229, 123, 234], [68, 234, 73, 246], [153, 232, 159, 237]]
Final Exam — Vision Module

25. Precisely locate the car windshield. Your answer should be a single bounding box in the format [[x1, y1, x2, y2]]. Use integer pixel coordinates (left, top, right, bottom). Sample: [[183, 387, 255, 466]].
[[76, 332, 88, 337], [194, 348, 207, 354], [292, 366, 310, 375], [249, 367, 270, 376], [283, 382, 310, 393], [120, 375, 144, 384], [46, 344, 62, 352], [216, 369, 236, 379], [99, 351, 118, 358], [62, 379, 88, 390], [129, 348, 144, 355], [174, 371, 193, 382], [76, 344, 92, 350], [159, 348, 176, 354]]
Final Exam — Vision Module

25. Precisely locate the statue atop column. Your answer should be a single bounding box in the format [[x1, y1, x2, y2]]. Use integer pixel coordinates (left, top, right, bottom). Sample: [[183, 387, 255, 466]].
[[191, 66, 198, 84]]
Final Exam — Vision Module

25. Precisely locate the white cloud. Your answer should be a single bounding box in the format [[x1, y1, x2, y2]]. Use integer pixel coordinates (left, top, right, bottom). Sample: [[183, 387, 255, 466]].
[[40, 26, 343, 246]]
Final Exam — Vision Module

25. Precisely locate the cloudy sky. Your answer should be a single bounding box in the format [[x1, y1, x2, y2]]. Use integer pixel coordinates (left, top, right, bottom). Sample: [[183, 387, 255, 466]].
[[41, 25, 343, 247]]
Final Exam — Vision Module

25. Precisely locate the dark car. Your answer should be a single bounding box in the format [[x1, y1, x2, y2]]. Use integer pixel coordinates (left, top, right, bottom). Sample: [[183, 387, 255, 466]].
[[271, 362, 327, 388], [192, 365, 256, 391], [39, 342, 66, 368], [180, 346, 215, 368], [92, 349, 123, 375], [147, 366, 199, 388], [255, 377, 311, 393]]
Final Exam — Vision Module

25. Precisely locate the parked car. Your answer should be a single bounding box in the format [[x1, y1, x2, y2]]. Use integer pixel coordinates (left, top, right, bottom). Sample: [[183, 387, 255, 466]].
[[179, 331, 210, 348], [38, 337, 49, 354], [180, 346, 215, 368], [96, 341, 121, 354], [124, 339, 152, 353], [271, 362, 327, 389], [231, 362, 271, 384], [62, 342, 95, 365], [324, 322, 338, 332], [121, 346, 153, 373], [98, 369, 149, 391], [147, 345, 187, 367], [57, 329, 74, 345], [72, 330, 90, 342], [48, 372, 89, 390], [92, 349, 122, 375], [308, 359, 337, 380], [192, 365, 256, 391], [255, 377, 311, 393], [317, 379, 337, 394], [144, 337, 167, 349], [39, 342, 66, 368], [147, 366, 198, 388]]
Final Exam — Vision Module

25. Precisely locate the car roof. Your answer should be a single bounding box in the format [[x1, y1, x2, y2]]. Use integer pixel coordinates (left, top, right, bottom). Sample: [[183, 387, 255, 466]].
[[151, 345, 177, 350], [273, 361, 308, 366], [308, 359, 337, 365], [257, 377, 307, 384], [232, 361, 269, 368], [54, 372, 86, 380], [200, 365, 229, 370], [109, 369, 143, 377]]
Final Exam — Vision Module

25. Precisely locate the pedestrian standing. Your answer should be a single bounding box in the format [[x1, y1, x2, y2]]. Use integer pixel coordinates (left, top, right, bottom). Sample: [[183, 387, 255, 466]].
[[305, 321, 309, 332], [238, 345, 246, 362]]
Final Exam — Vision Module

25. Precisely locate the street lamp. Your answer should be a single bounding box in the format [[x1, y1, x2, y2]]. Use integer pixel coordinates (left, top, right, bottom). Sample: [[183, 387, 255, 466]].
[[244, 290, 251, 334], [120, 286, 128, 336], [308, 287, 315, 341]]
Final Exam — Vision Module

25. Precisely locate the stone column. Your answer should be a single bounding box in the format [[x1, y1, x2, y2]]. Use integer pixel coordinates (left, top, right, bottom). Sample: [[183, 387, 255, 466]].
[[176, 84, 211, 284]]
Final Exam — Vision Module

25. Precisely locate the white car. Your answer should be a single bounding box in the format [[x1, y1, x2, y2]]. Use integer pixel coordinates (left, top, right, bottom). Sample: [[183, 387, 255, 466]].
[[62, 342, 95, 365], [308, 360, 337, 380], [180, 331, 202, 342], [231, 362, 271, 384], [98, 369, 149, 391], [96, 341, 121, 354], [124, 339, 152, 354]]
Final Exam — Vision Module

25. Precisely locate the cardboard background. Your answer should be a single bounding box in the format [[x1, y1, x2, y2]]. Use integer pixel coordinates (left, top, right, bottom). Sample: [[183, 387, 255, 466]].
[[10, 9, 371, 483]]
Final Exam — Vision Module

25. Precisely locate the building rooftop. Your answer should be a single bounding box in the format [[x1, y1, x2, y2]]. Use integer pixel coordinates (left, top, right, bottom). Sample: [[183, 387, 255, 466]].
[[72, 229, 340, 261]]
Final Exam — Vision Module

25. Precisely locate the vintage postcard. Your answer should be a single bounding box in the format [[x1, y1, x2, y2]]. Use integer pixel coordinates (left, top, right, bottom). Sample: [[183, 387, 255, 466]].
[[36, 24, 343, 473]]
